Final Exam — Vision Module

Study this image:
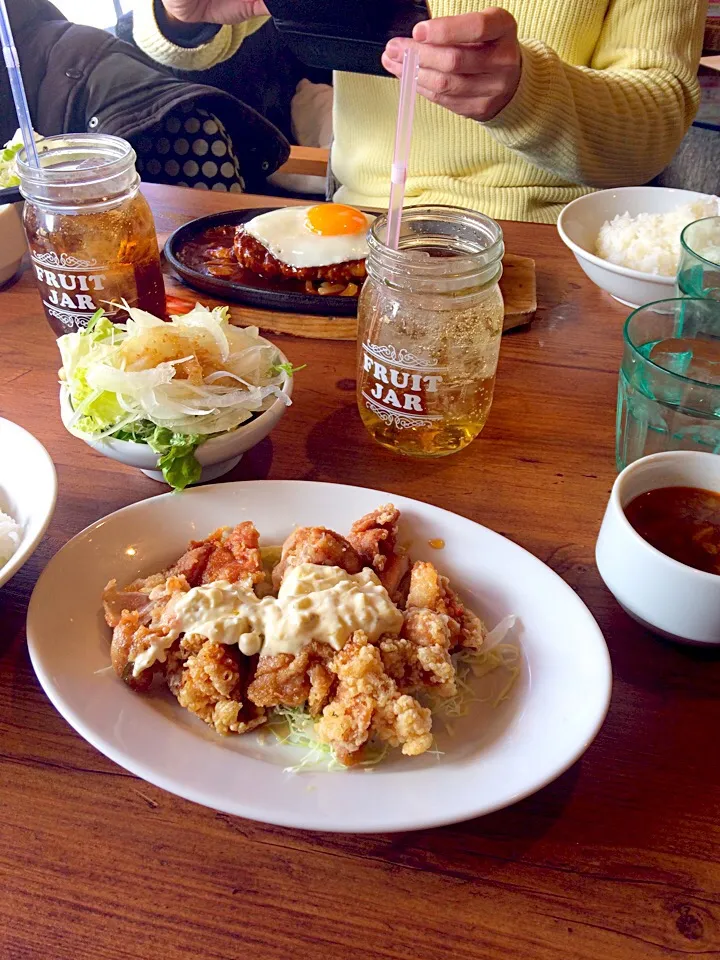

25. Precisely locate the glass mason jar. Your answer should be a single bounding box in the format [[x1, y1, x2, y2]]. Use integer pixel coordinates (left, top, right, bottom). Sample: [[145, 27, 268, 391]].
[[357, 205, 504, 457], [17, 134, 165, 336]]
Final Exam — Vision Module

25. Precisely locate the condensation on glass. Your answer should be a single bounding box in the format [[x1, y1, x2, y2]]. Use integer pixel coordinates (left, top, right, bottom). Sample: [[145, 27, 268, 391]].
[[17, 134, 165, 336], [357, 205, 505, 457]]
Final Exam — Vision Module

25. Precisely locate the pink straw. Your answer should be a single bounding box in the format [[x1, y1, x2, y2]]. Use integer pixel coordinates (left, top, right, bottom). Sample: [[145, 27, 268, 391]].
[[386, 45, 420, 250]]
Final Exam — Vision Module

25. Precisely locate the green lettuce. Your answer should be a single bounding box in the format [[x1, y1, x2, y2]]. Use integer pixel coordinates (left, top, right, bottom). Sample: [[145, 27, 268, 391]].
[[0, 141, 22, 189], [0, 129, 45, 189], [269, 361, 306, 378], [59, 312, 125, 434], [113, 421, 203, 491], [146, 427, 203, 491]]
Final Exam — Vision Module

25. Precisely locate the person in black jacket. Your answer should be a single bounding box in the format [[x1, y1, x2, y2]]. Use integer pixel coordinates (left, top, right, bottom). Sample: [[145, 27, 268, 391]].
[[1, 0, 289, 193]]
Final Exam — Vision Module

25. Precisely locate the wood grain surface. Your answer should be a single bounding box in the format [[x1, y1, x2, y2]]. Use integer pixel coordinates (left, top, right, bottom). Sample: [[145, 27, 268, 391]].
[[1, 183, 718, 960]]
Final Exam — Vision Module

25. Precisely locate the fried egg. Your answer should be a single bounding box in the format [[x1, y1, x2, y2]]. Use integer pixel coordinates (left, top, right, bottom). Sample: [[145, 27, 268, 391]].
[[243, 204, 374, 268]]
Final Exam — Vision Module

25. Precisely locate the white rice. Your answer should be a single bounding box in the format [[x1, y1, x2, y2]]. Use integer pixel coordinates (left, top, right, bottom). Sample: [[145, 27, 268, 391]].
[[595, 197, 720, 277], [0, 508, 20, 568]]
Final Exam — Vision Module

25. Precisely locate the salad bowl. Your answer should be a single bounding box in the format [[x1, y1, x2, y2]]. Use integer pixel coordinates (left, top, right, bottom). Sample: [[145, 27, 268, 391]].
[[60, 377, 292, 484], [57, 303, 295, 488]]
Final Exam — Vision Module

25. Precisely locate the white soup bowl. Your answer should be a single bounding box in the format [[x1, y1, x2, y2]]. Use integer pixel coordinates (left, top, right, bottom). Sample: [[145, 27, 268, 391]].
[[596, 450, 720, 644]]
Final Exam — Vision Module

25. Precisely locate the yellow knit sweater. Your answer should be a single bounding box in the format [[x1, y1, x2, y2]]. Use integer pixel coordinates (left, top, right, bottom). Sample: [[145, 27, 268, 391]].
[[134, 1, 707, 222]]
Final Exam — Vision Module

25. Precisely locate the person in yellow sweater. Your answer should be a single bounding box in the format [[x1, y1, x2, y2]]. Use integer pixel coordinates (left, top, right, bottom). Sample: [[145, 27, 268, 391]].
[[133, 1, 707, 222]]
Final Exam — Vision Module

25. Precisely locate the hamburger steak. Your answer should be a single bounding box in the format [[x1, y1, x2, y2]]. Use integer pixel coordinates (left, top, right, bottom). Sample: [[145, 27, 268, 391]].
[[234, 228, 367, 287]]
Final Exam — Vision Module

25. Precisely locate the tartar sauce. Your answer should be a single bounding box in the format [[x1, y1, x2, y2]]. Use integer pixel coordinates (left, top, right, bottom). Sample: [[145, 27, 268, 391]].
[[132, 563, 402, 676]]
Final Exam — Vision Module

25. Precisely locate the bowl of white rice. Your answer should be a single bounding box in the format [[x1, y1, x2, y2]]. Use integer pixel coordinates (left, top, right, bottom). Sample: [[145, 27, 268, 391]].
[[557, 187, 720, 308], [0, 418, 57, 590]]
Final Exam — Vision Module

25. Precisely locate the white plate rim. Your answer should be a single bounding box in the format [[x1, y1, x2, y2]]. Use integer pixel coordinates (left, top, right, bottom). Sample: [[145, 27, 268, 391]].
[[27, 479, 612, 833], [0, 417, 58, 590]]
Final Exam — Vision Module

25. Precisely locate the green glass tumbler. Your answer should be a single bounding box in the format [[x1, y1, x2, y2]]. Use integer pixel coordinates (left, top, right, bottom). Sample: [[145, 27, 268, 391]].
[[677, 216, 720, 300], [616, 297, 720, 470]]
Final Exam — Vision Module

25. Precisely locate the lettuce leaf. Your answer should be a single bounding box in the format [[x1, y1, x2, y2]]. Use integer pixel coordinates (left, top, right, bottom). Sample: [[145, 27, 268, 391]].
[[0, 142, 23, 188], [109, 421, 203, 491], [59, 312, 125, 434], [0, 129, 45, 188], [146, 427, 203, 491]]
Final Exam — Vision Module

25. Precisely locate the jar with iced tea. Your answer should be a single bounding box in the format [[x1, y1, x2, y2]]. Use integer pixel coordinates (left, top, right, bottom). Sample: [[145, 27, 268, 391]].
[[17, 134, 165, 335], [357, 205, 504, 457]]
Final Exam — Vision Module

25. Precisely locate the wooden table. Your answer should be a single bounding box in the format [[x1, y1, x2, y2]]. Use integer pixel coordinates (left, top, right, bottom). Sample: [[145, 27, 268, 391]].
[[1, 184, 719, 960]]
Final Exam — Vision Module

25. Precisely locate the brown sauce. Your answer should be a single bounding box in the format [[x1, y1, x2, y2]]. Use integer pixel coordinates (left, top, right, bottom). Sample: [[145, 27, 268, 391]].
[[624, 486, 720, 575]]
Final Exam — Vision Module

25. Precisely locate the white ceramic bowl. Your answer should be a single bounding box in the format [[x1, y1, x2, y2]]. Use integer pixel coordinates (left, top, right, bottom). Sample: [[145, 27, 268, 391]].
[[0, 418, 57, 589], [557, 187, 717, 308], [59, 369, 293, 484], [0, 202, 26, 287], [596, 451, 720, 644]]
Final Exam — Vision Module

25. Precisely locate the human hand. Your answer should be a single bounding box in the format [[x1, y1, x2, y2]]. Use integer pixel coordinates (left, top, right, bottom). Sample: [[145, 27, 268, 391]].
[[161, 0, 268, 24], [382, 8, 522, 123]]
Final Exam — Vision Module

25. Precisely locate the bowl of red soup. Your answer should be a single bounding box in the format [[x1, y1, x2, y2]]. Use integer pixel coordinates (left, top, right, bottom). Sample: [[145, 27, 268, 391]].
[[596, 451, 720, 644]]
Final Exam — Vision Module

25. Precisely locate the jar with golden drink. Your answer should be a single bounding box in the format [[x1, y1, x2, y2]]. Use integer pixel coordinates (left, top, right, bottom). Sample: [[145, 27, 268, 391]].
[[357, 206, 504, 456], [17, 134, 165, 336]]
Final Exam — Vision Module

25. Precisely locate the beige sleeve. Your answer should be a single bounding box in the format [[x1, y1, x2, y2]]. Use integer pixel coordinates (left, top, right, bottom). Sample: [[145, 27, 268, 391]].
[[132, 1, 268, 72], [484, 0, 706, 187]]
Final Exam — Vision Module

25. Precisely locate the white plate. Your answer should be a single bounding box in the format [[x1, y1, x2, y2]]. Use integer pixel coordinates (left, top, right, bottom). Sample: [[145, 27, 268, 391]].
[[27, 481, 611, 833], [0, 417, 57, 590]]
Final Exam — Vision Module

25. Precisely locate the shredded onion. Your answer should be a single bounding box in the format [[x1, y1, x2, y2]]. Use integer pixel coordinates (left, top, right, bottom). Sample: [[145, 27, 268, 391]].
[[58, 303, 291, 438]]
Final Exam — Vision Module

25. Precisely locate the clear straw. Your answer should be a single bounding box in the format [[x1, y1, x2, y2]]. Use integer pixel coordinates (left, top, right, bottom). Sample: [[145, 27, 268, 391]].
[[0, 0, 39, 167], [386, 45, 419, 250]]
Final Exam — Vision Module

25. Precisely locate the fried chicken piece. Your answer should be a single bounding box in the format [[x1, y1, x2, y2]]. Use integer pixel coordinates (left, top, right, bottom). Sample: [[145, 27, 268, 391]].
[[108, 574, 191, 689], [102, 569, 175, 628], [380, 607, 456, 698], [110, 610, 156, 691], [166, 635, 204, 699], [246, 641, 336, 717], [195, 522, 265, 585], [308, 661, 335, 716], [165, 522, 265, 588], [406, 561, 486, 650], [167, 638, 265, 735], [110, 612, 170, 691], [168, 543, 215, 587], [316, 633, 433, 765], [103, 579, 156, 629], [347, 504, 410, 601], [106, 524, 264, 693], [272, 526, 362, 591]]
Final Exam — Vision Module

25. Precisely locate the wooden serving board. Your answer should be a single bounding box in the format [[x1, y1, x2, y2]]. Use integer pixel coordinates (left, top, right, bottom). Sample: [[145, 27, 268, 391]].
[[163, 253, 536, 341]]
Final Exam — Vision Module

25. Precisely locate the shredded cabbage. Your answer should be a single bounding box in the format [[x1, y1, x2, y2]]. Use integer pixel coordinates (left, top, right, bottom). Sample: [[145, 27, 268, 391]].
[[266, 615, 521, 773], [58, 303, 294, 490], [428, 615, 521, 733], [266, 705, 388, 774]]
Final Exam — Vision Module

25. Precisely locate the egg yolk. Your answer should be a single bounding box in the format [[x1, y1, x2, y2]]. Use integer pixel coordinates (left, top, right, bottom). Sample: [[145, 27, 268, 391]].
[[305, 204, 367, 236]]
